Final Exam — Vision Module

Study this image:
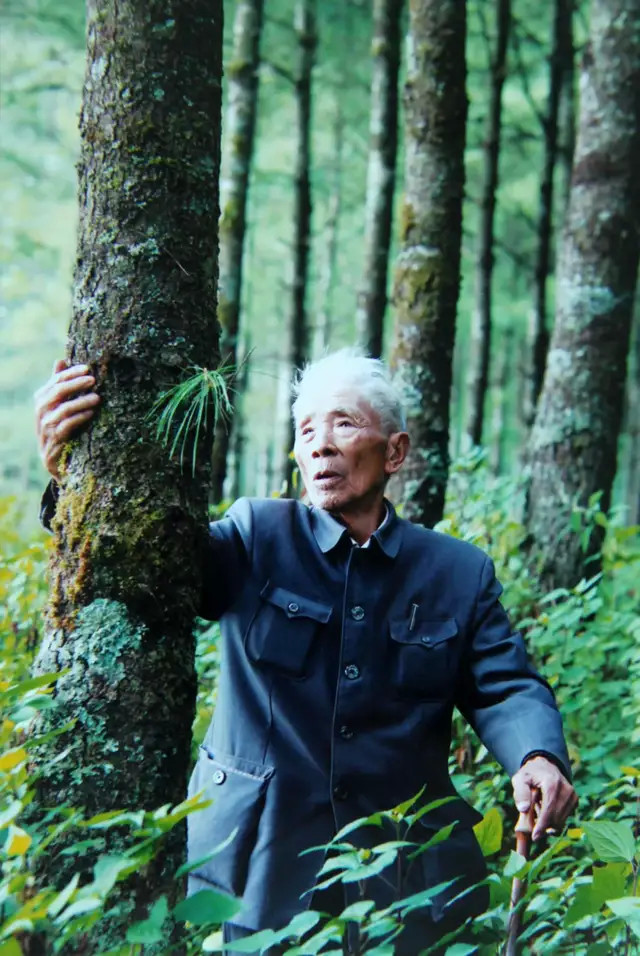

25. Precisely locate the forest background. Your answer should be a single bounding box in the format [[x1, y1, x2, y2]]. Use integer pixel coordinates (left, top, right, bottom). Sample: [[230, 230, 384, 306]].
[[0, 0, 639, 953]]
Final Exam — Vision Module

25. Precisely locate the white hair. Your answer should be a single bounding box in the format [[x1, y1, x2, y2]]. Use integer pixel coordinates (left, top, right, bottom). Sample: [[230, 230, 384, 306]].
[[291, 348, 407, 434]]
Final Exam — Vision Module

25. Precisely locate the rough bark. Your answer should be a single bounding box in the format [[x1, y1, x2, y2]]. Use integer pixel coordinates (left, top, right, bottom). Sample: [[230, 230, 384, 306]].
[[211, 0, 264, 503], [30, 0, 223, 944], [526, 0, 640, 590], [524, 0, 574, 426], [281, 0, 316, 491], [389, 0, 468, 528], [355, 0, 404, 359], [489, 328, 513, 476], [621, 309, 640, 526], [557, 0, 576, 210], [465, 0, 511, 447]]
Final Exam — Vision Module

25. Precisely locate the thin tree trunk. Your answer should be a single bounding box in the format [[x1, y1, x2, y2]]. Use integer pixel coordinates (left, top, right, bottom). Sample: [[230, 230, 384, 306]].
[[389, 0, 467, 528], [622, 308, 640, 525], [313, 96, 344, 357], [524, 0, 573, 426], [466, 0, 511, 447], [355, 0, 404, 359], [211, 0, 264, 504], [490, 328, 513, 476], [30, 0, 223, 942], [526, 0, 640, 590], [281, 0, 316, 491], [557, 0, 575, 210]]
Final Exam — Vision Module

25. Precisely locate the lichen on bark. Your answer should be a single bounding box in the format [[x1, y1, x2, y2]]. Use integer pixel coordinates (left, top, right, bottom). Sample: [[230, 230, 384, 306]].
[[389, 0, 468, 528], [526, 0, 640, 590], [29, 0, 224, 946]]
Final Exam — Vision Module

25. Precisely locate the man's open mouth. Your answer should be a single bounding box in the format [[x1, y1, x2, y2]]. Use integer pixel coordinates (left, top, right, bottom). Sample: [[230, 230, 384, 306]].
[[313, 470, 342, 483]]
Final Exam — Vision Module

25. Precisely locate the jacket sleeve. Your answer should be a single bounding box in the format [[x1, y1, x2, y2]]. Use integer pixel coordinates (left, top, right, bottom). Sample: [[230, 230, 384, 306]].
[[198, 497, 254, 621], [39, 480, 59, 532], [455, 555, 571, 780]]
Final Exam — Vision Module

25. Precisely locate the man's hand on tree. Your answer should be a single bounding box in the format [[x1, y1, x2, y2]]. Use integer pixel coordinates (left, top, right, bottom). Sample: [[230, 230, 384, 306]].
[[34, 359, 100, 481], [511, 755, 578, 841]]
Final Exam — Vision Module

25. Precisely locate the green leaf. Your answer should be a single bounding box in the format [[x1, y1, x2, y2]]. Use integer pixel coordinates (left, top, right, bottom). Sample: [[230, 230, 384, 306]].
[[444, 945, 479, 956], [606, 898, 640, 939], [339, 900, 375, 922], [582, 821, 637, 863], [126, 896, 169, 945], [0, 940, 23, 956], [0, 799, 23, 830], [174, 826, 237, 876], [503, 851, 528, 878], [564, 882, 601, 927], [220, 927, 279, 952], [173, 889, 240, 926], [54, 895, 102, 924], [473, 807, 503, 856], [47, 873, 80, 918], [592, 862, 631, 903]]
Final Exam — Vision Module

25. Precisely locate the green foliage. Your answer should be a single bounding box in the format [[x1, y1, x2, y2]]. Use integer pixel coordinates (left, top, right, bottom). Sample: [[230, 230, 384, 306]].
[[149, 366, 235, 475]]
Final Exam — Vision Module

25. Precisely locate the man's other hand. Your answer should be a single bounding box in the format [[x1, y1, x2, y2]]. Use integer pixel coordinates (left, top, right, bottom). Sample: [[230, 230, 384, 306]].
[[34, 359, 101, 481], [511, 755, 578, 841]]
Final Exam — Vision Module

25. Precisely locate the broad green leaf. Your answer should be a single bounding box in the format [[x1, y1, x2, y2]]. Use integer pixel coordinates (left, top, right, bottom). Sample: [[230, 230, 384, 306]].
[[564, 882, 601, 926], [55, 895, 102, 923], [0, 799, 22, 830], [220, 927, 279, 952], [473, 808, 503, 856], [444, 945, 479, 956], [126, 896, 169, 945], [606, 898, 640, 939], [175, 826, 238, 876], [173, 888, 240, 926], [582, 820, 637, 863], [48, 873, 80, 918], [0, 939, 22, 956], [0, 747, 27, 771], [5, 824, 31, 856], [390, 879, 459, 916], [592, 862, 631, 903], [339, 900, 375, 922], [202, 929, 224, 952], [503, 850, 528, 878], [90, 854, 131, 894]]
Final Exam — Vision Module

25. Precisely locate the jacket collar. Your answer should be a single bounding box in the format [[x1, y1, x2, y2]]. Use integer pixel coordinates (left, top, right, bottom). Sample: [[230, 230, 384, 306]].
[[309, 499, 402, 559]]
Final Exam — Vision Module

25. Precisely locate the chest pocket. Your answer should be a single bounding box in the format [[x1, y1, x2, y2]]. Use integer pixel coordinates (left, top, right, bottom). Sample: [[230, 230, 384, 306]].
[[389, 617, 459, 699], [245, 582, 332, 679]]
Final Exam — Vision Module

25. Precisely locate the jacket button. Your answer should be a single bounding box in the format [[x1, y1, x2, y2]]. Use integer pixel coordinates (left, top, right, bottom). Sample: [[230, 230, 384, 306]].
[[344, 664, 360, 680], [350, 605, 365, 621], [332, 783, 348, 801], [421, 636, 432, 647], [288, 602, 299, 614], [212, 769, 226, 785], [339, 725, 354, 739]]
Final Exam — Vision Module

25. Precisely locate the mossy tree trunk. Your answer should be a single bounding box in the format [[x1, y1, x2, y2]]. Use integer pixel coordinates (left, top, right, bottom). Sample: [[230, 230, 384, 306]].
[[31, 0, 223, 942], [389, 0, 467, 528], [355, 0, 404, 359], [281, 0, 316, 491], [526, 0, 639, 590], [211, 0, 264, 504], [313, 95, 344, 357], [465, 0, 511, 447], [524, 0, 574, 427]]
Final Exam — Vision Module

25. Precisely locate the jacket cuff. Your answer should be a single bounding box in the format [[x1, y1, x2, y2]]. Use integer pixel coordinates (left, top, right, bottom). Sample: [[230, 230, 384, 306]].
[[521, 750, 572, 782], [39, 479, 59, 533]]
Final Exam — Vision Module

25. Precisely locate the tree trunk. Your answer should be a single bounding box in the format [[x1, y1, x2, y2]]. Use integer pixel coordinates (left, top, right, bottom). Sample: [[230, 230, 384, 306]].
[[621, 309, 640, 526], [524, 0, 573, 426], [526, 0, 640, 590], [211, 0, 264, 504], [389, 0, 468, 528], [30, 0, 223, 942], [465, 0, 511, 447], [489, 328, 514, 476], [313, 96, 344, 357], [557, 0, 575, 210], [355, 0, 404, 359], [280, 0, 316, 491]]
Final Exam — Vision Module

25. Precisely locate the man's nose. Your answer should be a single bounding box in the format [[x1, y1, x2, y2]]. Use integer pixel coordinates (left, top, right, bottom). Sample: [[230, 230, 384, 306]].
[[310, 427, 336, 458]]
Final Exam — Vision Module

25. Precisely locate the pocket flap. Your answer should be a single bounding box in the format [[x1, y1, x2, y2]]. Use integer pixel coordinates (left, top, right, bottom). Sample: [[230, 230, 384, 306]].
[[260, 582, 332, 624], [390, 617, 458, 648]]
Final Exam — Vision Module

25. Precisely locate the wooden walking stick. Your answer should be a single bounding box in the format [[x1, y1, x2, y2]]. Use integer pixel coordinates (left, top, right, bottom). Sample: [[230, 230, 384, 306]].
[[504, 807, 534, 956]]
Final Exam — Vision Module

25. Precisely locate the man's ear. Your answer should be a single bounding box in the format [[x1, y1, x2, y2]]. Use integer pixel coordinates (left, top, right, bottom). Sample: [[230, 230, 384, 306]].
[[384, 432, 410, 476]]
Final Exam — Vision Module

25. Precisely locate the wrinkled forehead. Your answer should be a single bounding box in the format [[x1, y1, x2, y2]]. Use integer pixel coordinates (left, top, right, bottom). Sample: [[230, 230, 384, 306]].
[[293, 383, 378, 427]]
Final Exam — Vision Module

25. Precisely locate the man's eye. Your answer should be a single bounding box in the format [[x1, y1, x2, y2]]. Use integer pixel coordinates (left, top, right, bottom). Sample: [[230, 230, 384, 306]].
[[301, 427, 313, 437], [337, 420, 353, 428]]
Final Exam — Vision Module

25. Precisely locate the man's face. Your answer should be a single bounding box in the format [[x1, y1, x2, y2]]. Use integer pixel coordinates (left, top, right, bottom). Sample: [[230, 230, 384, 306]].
[[294, 387, 401, 514]]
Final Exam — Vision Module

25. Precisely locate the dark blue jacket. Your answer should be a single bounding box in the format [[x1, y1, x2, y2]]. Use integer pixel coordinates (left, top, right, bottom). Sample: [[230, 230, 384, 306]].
[[187, 496, 570, 933]]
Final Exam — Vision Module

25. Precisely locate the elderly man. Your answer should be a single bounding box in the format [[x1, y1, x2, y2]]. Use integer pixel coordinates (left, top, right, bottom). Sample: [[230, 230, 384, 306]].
[[36, 350, 576, 955]]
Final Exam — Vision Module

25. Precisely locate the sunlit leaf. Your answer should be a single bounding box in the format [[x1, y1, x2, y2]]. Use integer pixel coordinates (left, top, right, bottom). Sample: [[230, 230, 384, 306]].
[[173, 888, 240, 926], [582, 820, 637, 863], [5, 824, 32, 856], [473, 807, 503, 856]]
